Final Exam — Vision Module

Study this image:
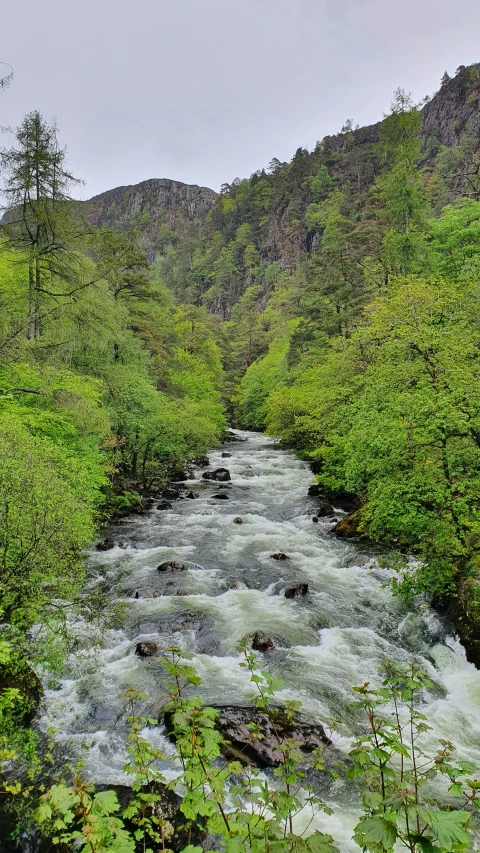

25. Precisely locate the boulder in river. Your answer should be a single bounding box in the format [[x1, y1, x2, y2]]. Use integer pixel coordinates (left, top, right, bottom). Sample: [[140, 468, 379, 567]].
[[222, 452, 232, 458], [167, 705, 330, 767], [312, 517, 319, 523], [157, 501, 173, 510], [284, 583, 308, 598], [157, 560, 189, 573], [213, 493, 229, 500], [202, 467, 231, 482], [135, 641, 159, 657], [194, 455, 210, 467], [233, 517, 243, 524], [333, 516, 358, 538], [228, 577, 249, 589], [174, 470, 194, 481], [317, 500, 335, 517], [162, 487, 180, 500], [95, 537, 115, 551], [271, 552, 289, 561], [185, 491, 199, 499], [226, 430, 245, 442], [251, 631, 275, 652]]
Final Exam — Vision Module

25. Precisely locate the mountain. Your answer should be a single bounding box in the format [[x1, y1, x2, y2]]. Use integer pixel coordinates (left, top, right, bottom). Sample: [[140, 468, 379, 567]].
[[79, 178, 218, 262], [84, 63, 480, 316]]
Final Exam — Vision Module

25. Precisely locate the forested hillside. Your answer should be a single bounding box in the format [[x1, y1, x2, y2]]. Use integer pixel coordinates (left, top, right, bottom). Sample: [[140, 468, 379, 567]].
[[2, 59, 480, 853], [74, 61, 480, 661], [97, 62, 480, 665], [0, 109, 226, 639]]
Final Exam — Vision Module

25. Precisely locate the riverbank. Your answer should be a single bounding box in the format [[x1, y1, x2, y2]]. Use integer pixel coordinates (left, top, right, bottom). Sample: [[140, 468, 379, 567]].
[[28, 429, 480, 852]]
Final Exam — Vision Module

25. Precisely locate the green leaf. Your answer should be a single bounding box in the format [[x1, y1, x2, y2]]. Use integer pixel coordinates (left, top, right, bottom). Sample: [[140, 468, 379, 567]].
[[305, 830, 339, 852], [354, 816, 397, 852], [92, 789, 120, 815], [426, 810, 471, 849]]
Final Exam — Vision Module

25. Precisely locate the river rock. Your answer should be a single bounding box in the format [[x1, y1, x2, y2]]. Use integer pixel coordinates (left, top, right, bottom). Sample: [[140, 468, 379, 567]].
[[226, 430, 245, 441], [173, 470, 192, 481], [184, 705, 331, 767], [157, 560, 189, 573], [185, 491, 199, 499], [317, 500, 335, 517], [194, 456, 210, 467], [251, 631, 275, 652], [333, 516, 358, 538], [135, 641, 159, 657], [271, 552, 289, 561], [312, 517, 319, 523], [213, 493, 229, 500], [157, 500, 173, 510], [162, 487, 180, 500], [228, 577, 249, 589], [96, 537, 115, 551], [202, 467, 231, 482], [222, 452, 232, 458], [346, 554, 370, 567], [234, 517, 243, 524], [284, 583, 308, 598], [307, 484, 323, 497], [175, 589, 194, 596]]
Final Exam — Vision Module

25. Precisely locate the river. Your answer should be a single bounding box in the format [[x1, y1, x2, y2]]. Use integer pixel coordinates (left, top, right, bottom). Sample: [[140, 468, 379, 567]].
[[39, 430, 480, 851]]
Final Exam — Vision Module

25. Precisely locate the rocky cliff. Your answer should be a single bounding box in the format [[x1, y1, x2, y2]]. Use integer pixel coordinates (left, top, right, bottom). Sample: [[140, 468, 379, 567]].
[[79, 63, 480, 315], [79, 178, 218, 262]]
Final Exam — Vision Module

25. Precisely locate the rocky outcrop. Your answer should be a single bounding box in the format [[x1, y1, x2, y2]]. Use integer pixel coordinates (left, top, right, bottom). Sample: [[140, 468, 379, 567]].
[[79, 178, 218, 263]]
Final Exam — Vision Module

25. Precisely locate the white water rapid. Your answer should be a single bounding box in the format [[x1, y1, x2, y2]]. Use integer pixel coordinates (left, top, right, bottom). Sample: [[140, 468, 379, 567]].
[[39, 430, 480, 851]]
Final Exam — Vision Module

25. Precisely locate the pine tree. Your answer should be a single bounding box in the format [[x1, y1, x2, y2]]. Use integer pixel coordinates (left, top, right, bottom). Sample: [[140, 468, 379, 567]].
[[0, 111, 81, 339]]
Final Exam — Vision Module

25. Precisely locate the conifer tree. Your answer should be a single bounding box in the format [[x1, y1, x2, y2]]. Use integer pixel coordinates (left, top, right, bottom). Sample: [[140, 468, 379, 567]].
[[0, 111, 81, 339]]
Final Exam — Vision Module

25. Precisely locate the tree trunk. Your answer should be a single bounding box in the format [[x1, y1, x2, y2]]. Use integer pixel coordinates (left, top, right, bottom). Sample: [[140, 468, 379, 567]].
[[27, 259, 36, 341]]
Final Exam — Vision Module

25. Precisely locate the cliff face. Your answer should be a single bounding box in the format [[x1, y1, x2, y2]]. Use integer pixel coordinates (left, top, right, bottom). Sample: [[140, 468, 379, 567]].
[[422, 64, 480, 148], [78, 63, 480, 316], [79, 178, 218, 262], [331, 63, 480, 156]]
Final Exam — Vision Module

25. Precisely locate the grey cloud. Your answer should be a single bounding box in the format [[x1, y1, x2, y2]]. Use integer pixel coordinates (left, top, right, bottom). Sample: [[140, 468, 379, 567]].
[[1, 0, 479, 198]]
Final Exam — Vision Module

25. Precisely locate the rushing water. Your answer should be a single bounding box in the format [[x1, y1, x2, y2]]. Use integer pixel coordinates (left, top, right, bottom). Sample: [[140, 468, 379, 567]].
[[39, 430, 480, 850]]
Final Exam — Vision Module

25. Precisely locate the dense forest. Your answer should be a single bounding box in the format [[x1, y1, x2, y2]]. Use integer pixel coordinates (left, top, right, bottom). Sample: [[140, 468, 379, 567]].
[[2, 62, 480, 852]]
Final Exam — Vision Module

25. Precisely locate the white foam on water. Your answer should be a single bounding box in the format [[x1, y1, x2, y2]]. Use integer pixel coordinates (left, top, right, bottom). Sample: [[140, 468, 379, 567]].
[[37, 428, 480, 851]]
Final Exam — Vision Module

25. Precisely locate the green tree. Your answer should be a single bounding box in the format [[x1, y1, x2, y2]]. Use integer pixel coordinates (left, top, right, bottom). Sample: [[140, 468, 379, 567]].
[[1, 111, 82, 339]]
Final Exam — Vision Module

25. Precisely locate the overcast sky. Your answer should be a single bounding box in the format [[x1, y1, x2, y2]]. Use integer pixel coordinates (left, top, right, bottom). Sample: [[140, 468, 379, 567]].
[[2, 0, 480, 199]]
